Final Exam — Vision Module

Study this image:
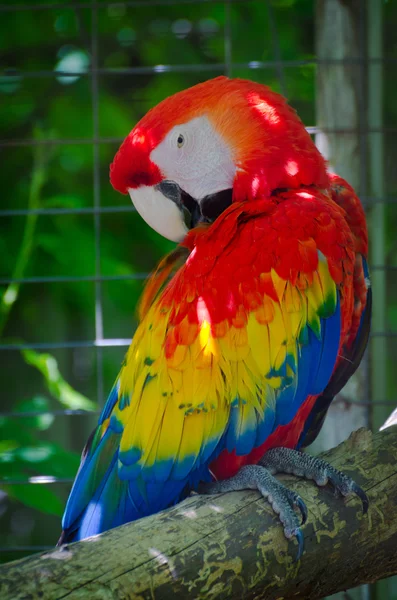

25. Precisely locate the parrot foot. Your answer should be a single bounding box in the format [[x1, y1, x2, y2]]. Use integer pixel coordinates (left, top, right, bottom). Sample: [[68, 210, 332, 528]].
[[199, 464, 307, 560], [259, 447, 369, 514]]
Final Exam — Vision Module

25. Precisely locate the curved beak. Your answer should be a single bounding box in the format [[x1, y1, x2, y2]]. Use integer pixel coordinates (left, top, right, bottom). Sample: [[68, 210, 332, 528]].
[[155, 181, 204, 230], [156, 181, 234, 231], [128, 180, 233, 243], [128, 183, 188, 242]]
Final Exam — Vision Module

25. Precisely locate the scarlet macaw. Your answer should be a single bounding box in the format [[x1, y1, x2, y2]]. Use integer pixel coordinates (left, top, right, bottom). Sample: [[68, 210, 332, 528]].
[[59, 77, 370, 558]]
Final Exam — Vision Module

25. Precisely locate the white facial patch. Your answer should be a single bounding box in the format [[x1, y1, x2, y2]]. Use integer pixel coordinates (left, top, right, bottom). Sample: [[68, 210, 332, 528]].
[[150, 115, 236, 201], [128, 186, 188, 242]]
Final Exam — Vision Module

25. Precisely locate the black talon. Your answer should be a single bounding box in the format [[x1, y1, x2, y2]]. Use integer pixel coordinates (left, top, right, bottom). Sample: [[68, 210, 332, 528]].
[[294, 528, 304, 561], [287, 490, 308, 525], [351, 482, 369, 514], [295, 496, 308, 525]]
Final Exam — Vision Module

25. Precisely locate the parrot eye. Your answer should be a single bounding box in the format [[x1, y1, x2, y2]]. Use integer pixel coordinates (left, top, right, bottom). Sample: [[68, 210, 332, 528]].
[[177, 134, 185, 148]]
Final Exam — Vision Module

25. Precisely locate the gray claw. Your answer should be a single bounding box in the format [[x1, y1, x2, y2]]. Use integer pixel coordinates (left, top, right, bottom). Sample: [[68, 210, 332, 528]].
[[200, 464, 307, 560], [260, 447, 369, 514]]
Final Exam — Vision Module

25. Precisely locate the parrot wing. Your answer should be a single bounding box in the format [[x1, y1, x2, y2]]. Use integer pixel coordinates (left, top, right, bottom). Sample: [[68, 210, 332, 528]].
[[61, 189, 353, 542], [297, 175, 371, 448], [297, 258, 371, 449]]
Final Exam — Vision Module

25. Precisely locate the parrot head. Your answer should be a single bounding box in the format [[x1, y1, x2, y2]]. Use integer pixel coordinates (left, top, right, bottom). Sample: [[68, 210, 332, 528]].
[[110, 76, 327, 242]]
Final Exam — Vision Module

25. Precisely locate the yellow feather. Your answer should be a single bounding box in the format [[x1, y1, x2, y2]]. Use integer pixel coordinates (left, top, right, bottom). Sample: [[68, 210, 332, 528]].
[[247, 314, 271, 375], [118, 368, 155, 453], [134, 380, 167, 454], [284, 282, 302, 312], [173, 411, 206, 476], [271, 269, 287, 300], [153, 396, 185, 464], [306, 270, 324, 312], [268, 301, 287, 370], [165, 342, 189, 369], [286, 305, 303, 340], [267, 376, 282, 388], [194, 361, 218, 407], [307, 301, 321, 337], [318, 257, 337, 306], [219, 326, 250, 361], [157, 359, 174, 397]]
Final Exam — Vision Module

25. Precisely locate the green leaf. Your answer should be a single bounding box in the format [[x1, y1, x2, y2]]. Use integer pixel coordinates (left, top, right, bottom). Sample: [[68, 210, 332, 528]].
[[0, 441, 56, 467], [22, 349, 96, 411], [0, 420, 33, 449], [4, 483, 64, 517], [17, 444, 54, 463], [12, 396, 54, 430], [0, 441, 80, 481], [0, 440, 20, 456], [31, 447, 80, 479]]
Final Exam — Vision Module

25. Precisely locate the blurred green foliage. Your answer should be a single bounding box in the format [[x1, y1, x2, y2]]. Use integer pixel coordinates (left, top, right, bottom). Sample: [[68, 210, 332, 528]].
[[0, 395, 80, 517], [0, 0, 396, 566]]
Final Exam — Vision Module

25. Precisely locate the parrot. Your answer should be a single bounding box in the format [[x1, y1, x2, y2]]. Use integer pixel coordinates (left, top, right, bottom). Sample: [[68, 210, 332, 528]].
[[59, 77, 371, 559]]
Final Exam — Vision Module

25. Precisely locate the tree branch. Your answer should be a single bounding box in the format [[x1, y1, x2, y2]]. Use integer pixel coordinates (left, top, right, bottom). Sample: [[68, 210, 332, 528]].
[[1, 427, 397, 600]]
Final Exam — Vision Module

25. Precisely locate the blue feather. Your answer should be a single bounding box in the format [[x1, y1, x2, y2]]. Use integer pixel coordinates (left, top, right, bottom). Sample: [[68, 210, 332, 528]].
[[234, 402, 257, 456], [274, 292, 341, 427], [62, 428, 120, 531], [98, 379, 120, 424], [255, 401, 276, 447], [310, 295, 341, 394]]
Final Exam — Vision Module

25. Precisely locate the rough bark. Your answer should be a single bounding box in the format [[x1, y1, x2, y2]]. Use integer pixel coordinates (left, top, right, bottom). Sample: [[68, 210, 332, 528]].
[[1, 428, 397, 599]]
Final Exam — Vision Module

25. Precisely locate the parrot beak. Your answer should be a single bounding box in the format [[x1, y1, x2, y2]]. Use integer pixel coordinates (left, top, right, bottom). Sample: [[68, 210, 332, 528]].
[[128, 180, 233, 243], [156, 180, 233, 230], [155, 180, 203, 230]]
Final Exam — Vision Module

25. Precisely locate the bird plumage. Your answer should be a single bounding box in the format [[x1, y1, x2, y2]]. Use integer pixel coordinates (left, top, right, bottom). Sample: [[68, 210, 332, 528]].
[[60, 77, 370, 543]]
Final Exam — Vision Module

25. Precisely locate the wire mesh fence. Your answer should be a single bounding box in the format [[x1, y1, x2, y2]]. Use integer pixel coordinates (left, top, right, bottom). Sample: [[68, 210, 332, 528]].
[[0, 3, 396, 595]]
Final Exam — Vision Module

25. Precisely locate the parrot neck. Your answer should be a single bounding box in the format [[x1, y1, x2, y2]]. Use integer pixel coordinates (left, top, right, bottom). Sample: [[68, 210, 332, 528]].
[[181, 198, 278, 252]]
